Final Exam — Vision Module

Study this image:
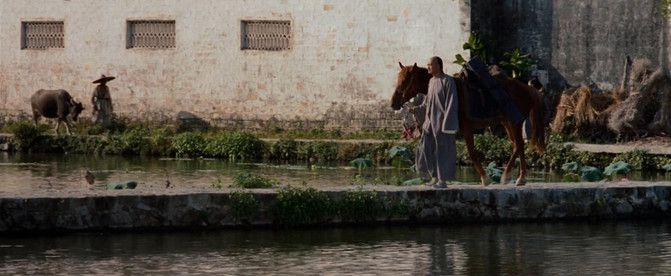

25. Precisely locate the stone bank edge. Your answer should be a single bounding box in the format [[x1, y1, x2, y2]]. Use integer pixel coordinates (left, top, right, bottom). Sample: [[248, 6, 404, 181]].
[[1, 182, 670, 233]]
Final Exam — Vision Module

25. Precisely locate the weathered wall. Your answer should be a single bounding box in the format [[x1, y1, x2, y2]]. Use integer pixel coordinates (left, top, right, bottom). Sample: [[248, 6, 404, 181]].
[[471, 0, 666, 91], [1, 182, 671, 232], [0, 0, 470, 130]]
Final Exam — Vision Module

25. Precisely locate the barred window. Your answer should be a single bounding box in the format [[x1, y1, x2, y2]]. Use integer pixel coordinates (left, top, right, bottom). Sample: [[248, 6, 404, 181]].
[[241, 20, 291, 51], [127, 20, 175, 49], [21, 21, 64, 49]]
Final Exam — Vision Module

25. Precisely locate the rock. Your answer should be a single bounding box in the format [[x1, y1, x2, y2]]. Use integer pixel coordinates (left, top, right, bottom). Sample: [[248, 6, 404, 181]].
[[106, 181, 138, 190]]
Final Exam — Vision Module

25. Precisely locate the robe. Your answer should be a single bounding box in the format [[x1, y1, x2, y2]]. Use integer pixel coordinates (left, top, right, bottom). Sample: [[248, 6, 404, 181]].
[[415, 74, 459, 182], [92, 84, 113, 125]]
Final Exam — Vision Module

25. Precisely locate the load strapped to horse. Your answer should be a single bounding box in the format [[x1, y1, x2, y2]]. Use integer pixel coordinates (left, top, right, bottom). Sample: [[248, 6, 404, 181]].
[[391, 57, 546, 186]]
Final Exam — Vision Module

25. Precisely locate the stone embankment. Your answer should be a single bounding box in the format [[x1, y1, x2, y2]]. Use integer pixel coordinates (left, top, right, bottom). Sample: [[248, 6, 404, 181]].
[[1, 182, 670, 233]]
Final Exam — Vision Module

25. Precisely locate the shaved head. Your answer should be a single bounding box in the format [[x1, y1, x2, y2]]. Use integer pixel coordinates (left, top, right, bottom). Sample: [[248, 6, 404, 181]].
[[428, 56, 444, 77]]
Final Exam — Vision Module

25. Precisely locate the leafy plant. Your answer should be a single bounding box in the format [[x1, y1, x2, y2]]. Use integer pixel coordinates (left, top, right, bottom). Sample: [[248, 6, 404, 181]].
[[273, 186, 332, 226], [269, 139, 298, 160], [172, 132, 206, 157], [388, 145, 413, 168], [9, 121, 46, 150], [232, 173, 276, 189], [120, 127, 151, 155], [454, 32, 488, 66], [226, 132, 265, 161], [499, 48, 535, 79], [474, 132, 513, 165], [204, 133, 232, 158], [339, 189, 382, 222], [350, 158, 373, 169], [229, 190, 260, 223], [612, 150, 655, 171]]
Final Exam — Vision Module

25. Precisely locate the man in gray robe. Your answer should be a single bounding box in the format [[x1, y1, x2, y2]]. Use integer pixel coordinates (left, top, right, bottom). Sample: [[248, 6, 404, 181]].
[[412, 56, 459, 188], [91, 75, 115, 126]]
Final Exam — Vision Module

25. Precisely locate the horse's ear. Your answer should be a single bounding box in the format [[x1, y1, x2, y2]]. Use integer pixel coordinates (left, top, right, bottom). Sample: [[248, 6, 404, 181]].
[[413, 63, 418, 69], [399, 62, 404, 69]]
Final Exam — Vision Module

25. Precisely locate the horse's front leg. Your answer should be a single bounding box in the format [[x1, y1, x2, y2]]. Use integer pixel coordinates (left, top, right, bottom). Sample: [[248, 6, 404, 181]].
[[464, 130, 490, 186], [514, 126, 527, 186]]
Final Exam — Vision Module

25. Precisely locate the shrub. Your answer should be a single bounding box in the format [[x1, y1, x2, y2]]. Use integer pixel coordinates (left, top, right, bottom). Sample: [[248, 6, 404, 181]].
[[297, 141, 339, 162], [339, 189, 382, 222], [269, 139, 299, 160], [227, 132, 265, 161], [9, 121, 46, 150], [612, 150, 655, 171], [149, 128, 175, 156], [172, 132, 206, 157], [474, 132, 513, 165], [232, 173, 276, 189], [229, 190, 260, 223], [204, 133, 232, 158], [120, 127, 151, 155], [273, 186, 332, 226]]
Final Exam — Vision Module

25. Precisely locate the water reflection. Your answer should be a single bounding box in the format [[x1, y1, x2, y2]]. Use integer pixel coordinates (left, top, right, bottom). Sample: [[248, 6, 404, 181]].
[[1, 221, 670, 275], [1, 153, 670, 194]]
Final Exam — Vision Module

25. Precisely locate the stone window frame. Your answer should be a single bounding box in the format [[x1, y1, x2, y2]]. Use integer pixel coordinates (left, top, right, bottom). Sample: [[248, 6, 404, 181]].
[[240, 20, 292, 51], [126, 20, 176, 49], [21, 21, 65, 49]]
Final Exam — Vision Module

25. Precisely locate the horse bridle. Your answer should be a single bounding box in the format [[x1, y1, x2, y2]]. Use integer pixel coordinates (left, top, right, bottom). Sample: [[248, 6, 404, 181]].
[[399, 70, 417, 103]]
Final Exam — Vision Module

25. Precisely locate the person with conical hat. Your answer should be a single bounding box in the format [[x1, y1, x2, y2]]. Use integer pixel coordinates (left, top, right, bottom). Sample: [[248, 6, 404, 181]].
[[91, 74, 115, 126]]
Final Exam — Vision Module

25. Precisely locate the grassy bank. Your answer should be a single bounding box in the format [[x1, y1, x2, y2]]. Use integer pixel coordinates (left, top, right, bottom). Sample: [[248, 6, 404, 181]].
[[3, 120, 671, 171]]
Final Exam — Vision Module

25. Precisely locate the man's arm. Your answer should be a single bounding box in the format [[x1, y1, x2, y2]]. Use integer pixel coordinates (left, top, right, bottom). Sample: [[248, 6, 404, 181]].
[[441, 77, 459, 134]]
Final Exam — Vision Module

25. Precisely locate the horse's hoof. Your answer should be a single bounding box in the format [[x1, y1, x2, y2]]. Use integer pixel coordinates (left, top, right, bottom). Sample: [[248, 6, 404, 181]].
[[515, 178, 526, 186]]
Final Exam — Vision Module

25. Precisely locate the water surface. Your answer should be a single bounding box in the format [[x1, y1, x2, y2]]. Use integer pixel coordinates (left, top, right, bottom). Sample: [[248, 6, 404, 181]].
[[1, 153, 670, 194], [1, 221, 670, 275]]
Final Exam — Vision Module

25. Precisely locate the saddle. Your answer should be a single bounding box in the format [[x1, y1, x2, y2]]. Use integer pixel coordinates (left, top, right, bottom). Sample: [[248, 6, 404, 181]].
[[460, 57, 525, 125]]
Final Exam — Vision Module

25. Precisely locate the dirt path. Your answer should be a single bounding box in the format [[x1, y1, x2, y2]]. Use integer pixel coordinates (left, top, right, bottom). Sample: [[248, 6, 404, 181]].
[[569, 137, 671, 155]]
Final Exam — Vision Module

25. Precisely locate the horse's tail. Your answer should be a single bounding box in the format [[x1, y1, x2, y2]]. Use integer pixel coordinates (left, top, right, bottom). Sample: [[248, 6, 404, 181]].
[[529, 90, 546, 154]]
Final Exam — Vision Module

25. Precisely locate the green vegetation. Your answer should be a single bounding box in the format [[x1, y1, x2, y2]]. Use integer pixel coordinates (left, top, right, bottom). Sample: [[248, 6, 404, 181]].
[[339, 189, 382, 222], [172, 132, 207, 157], [232, 173, 276, 189], [273, 185, 333, 226], [269, 186, 413, 226], [7, 121, 46, 150], [229, 190, 260, 223], [454, 32, 488, 65], [500, 48, 536, 79], [4, 120, 671, 173]]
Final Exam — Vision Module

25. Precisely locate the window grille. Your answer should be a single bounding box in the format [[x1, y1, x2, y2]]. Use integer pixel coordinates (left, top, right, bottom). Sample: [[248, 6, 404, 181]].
[[22, 21, 64, 49], [241, 20, 291, 51], [127, 20, 176, 49]]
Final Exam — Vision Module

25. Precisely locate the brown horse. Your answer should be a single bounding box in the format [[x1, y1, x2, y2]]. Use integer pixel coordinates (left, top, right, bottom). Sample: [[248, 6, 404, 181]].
[[391, 62, 545, 186]]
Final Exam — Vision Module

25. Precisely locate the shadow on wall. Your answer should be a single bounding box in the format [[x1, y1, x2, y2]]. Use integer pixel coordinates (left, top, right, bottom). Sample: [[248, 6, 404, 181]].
[[176, 111, 210, 132]]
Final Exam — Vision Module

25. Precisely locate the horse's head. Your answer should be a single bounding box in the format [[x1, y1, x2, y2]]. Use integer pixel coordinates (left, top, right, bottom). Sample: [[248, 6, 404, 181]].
[[69, 98, 84, 122], [391, 62, 428, 110]]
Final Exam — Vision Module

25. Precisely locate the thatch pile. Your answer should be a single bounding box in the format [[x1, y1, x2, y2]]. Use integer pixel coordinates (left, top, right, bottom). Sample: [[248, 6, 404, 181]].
[[608, 59, 671, 138], [551, 58, 671, 140], [551, 86, 622, 139]]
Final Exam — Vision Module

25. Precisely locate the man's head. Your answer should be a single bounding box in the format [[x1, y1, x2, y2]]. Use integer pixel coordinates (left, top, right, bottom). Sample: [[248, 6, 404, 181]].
[[427, 56, 443, 76]]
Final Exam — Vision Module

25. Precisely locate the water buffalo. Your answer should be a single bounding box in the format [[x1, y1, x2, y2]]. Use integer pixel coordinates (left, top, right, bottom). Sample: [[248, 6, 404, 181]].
[[30, 89, 84, 135]]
